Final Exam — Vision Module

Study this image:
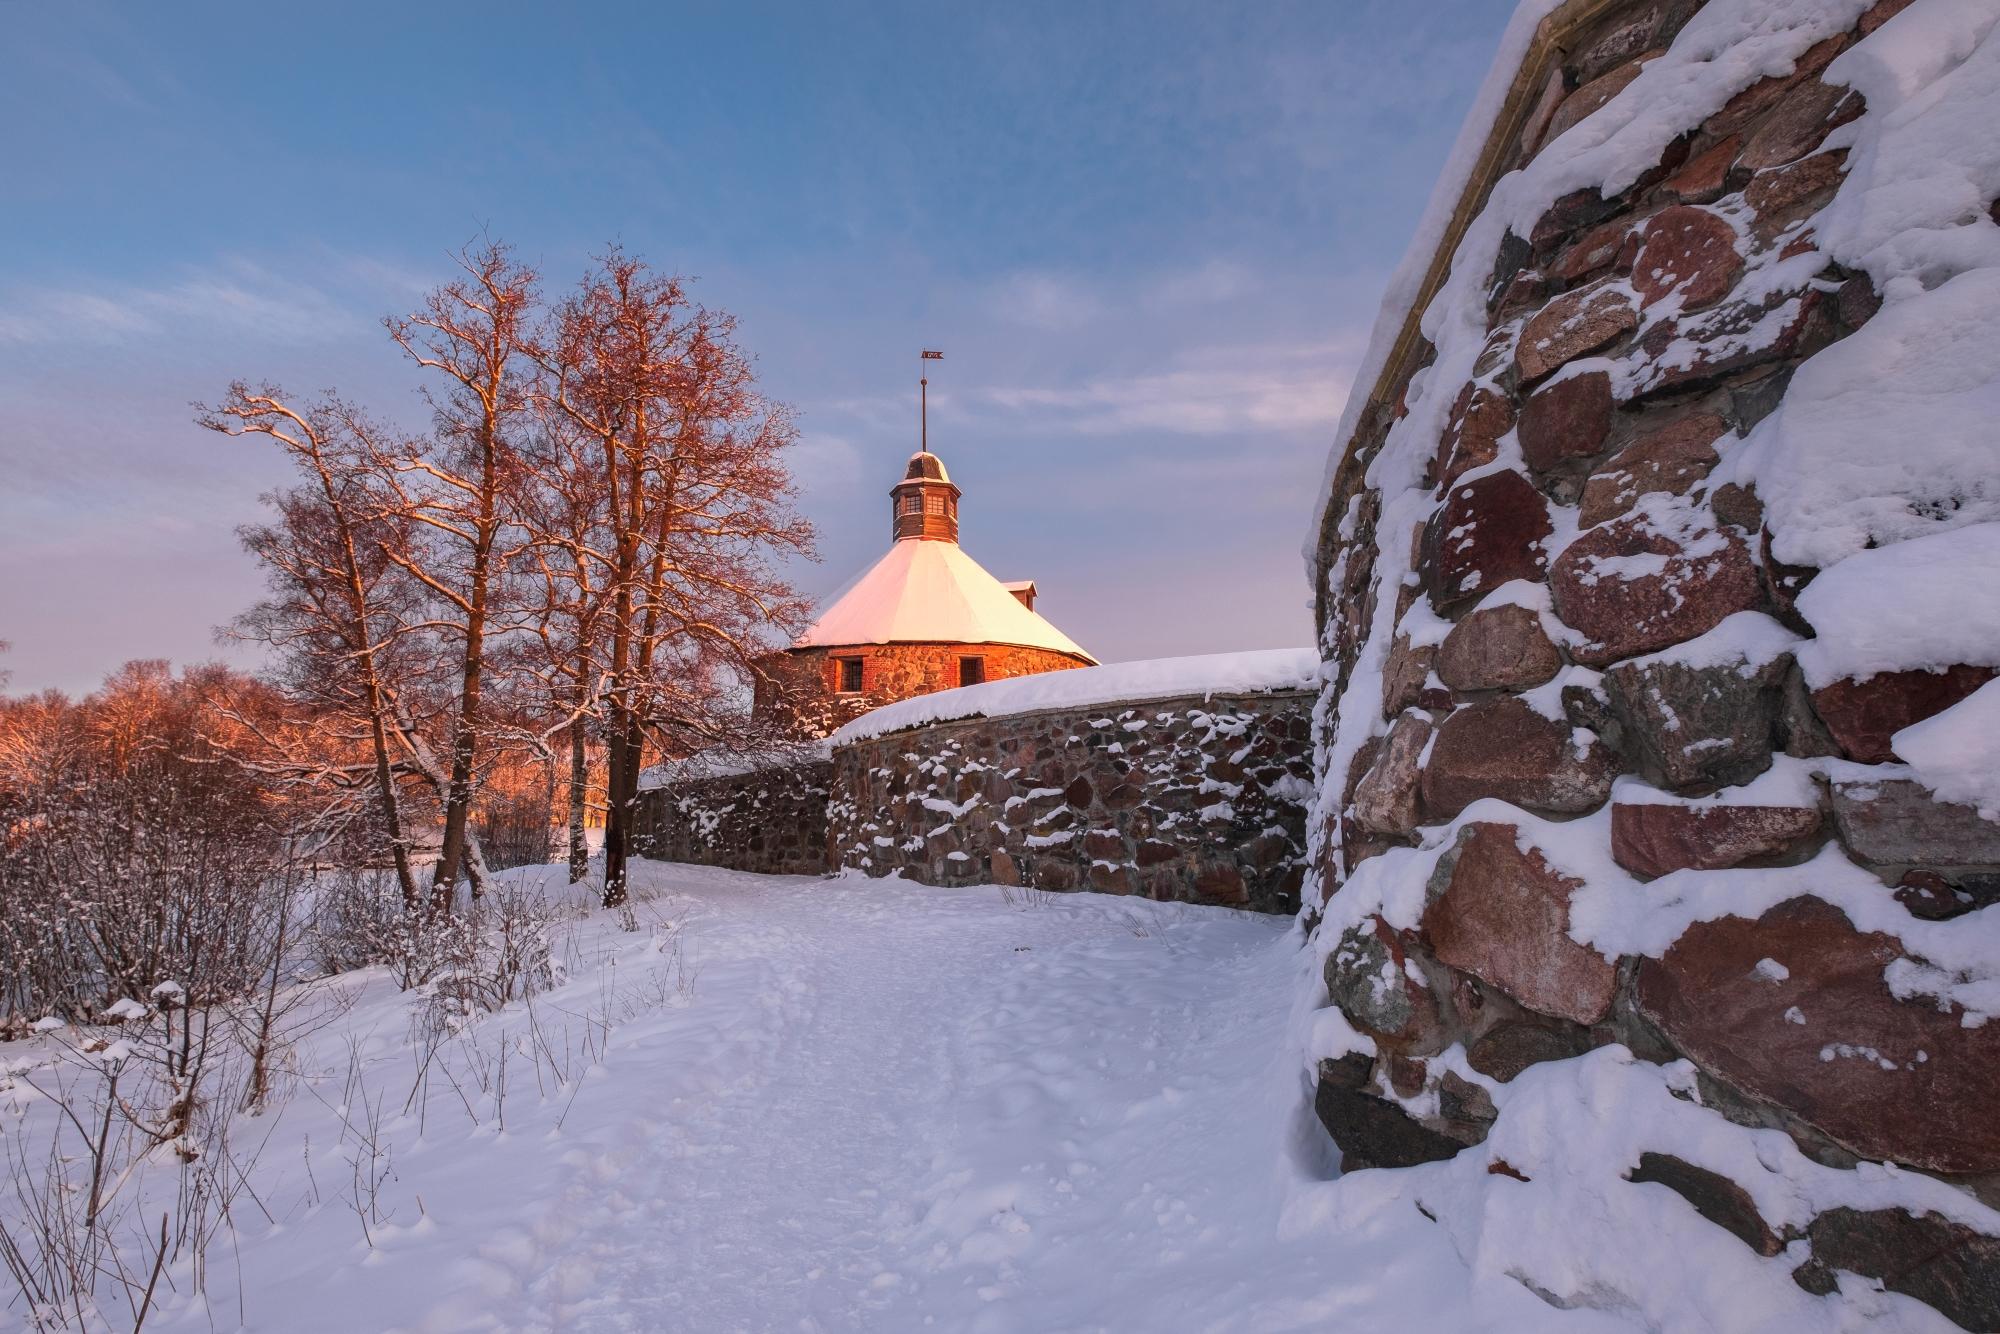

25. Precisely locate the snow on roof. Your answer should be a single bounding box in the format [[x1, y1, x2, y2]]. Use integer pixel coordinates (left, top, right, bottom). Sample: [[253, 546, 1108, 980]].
[[831, 647, 1320, 743], [903, 450, 950, 484], [793, 538, 1095, 661], [1000, 580, 1036, 593]]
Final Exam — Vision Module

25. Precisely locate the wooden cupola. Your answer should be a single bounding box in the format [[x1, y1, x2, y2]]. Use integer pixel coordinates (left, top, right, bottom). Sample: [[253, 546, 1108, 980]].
[[890, 450, 962, 543]]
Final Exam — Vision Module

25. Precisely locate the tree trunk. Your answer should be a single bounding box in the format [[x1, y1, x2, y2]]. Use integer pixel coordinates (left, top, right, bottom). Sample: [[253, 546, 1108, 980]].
[[431, 495, 496, 906], [601, 704, 634, 907], [567, 718, 590, 883]]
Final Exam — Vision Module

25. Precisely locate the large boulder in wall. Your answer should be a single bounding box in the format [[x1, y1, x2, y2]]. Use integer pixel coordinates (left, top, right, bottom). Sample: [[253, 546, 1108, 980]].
[[1637, 896, 2000, 1175]]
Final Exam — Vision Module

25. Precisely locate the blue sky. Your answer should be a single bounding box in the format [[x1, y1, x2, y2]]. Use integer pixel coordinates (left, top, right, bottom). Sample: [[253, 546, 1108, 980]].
[[0, 0, 1515, 694]]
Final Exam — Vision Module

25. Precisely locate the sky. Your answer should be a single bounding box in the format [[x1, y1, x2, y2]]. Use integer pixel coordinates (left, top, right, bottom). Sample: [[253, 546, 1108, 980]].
[[0, 0, 1517, 695]]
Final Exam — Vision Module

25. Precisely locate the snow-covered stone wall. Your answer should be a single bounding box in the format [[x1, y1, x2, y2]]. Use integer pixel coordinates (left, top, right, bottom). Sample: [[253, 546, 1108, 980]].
[[1300, 0, 2000, 1325], [636, 651, 1320, 912], [632, 755, 833, 877], [829, 688, 1313, 913]]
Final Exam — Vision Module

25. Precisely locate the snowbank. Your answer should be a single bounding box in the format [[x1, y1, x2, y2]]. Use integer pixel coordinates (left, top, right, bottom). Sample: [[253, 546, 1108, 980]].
[[830, 647, 1321, 743], [1731, 0, 2000, 614], [1894, 677, 2000, 817], [1792, 521, 2000, 686]]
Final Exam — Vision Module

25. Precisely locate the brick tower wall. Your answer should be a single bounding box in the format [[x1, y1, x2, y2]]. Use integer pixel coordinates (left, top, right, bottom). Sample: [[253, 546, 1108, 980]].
[[755, 642, 1092, 738]]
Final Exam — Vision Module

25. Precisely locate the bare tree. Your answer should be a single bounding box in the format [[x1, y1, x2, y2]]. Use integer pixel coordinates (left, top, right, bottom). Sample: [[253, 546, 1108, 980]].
[[201, 388, 426, 909], [199, 239, 810, 907], [381, 240, 540, 904], [538, 249, 812, 904], [513, 410, 614, 882]]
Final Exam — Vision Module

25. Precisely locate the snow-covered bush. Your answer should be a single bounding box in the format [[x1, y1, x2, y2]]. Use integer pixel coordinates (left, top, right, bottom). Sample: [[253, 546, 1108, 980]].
[[0, 662, 296, 1027]]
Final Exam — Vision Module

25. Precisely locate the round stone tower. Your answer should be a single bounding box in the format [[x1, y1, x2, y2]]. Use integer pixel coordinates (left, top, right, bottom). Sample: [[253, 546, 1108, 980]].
[[754, 446, 1095, 735]]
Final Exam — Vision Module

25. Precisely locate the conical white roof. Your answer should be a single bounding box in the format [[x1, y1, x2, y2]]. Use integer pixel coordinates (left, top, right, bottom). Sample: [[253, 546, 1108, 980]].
[[794, 539, 1096, 662]]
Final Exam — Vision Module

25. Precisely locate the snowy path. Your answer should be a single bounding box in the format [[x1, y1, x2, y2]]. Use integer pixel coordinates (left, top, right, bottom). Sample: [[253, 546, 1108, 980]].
[[123, 863, 1546, 1334], [473, 869, 1319, 1332]]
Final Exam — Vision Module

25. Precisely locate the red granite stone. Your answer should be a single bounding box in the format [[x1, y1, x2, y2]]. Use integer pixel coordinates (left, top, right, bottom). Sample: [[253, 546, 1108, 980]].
[[1549, 509, 1761, 666], [1637, 897, 2000, 1174], [1517, 283, 1639, 381], [1636, 289, 1825, 394], [1352, 713, 1433, 837], [1552, 217, 1640, 283], [1706, 36, 1850, 139], [1810, 665, 1996, 764], [1611, 801, 1822, 878], [1745, 150, 1849, 242], [1545, 53, 1655, 145], [1419, 470, 1553, 615], [1859, 0, 1917, 32], [1579, 413, 1725, 526], [1519, 369, 1615, 472], [1419, 697, 1617, 820], [1658, 134, 1741, 204], [1740, 80, 1863, 171], [1436, 604, 1563, 692], [1424, 823, 1617, 1025], [1633, 205, 1744, 310], [1436, 382, 1516, 488]]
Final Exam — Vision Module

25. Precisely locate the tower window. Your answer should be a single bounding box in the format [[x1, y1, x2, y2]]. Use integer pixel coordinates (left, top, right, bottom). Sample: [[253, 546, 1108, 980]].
[[926, 493, 946, 516], [958, 656, 986, 687], [903, 492, 923, 514], [837, 657, 864, 693]]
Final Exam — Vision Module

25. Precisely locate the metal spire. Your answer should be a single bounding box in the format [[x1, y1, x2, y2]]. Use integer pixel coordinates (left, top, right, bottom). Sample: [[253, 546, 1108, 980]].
[[920, 349, 943, 454]]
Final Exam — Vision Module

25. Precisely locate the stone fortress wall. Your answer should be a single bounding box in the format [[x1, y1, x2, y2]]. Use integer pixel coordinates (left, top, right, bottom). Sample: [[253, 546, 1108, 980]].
[[1302, 0, 2000, 1324], [636, 653, 1317, 914], [828, 689, 1312, 914], [630, 753, 833, 878]]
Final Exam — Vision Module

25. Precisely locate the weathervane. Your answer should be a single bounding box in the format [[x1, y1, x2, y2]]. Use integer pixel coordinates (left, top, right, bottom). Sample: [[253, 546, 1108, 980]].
[[920, 349, 943, 454]]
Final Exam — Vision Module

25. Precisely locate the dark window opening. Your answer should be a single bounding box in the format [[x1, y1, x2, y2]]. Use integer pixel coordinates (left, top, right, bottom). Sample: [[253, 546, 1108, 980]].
[[958, 656, 986, 687], [837, 657, 864, 693]]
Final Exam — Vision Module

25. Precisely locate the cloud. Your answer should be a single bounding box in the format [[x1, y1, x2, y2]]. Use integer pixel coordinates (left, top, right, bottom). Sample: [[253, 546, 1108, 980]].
[[787, 430, 866, 495], [976, 338, 1358, 437], [0, 257, 364, 347], [991, 271, 1104, 330], [989, 258, 1264, 334], [1142, 259, 1258, 309]]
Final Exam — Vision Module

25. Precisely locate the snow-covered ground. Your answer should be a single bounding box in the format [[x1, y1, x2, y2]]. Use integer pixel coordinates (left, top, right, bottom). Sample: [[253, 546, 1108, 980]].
[[11, 859, 1972, 1331], [1, 860, 1539, 1334]]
